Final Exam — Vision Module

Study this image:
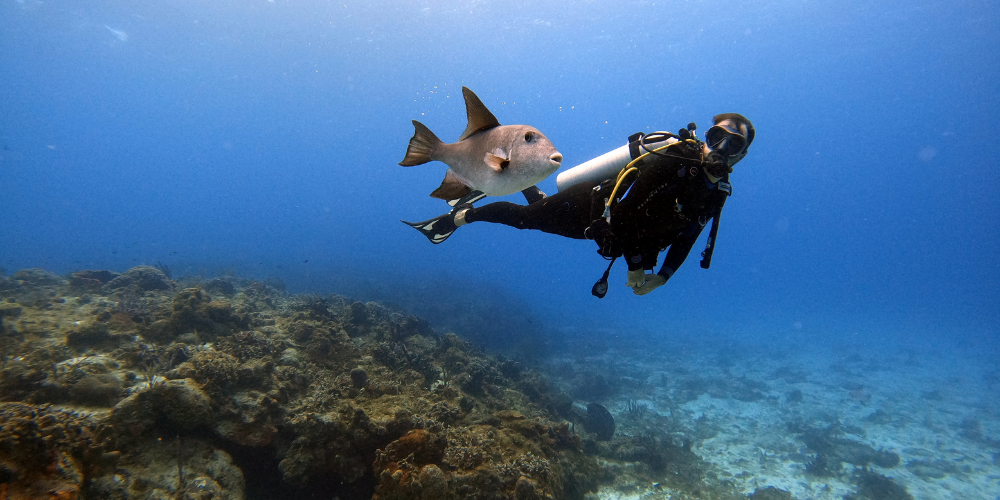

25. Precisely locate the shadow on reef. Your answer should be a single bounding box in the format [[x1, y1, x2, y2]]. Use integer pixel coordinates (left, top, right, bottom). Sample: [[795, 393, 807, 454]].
[[219, 440, 376, 500], [346, 273, 551, 363], [0, 267, 601, 500]]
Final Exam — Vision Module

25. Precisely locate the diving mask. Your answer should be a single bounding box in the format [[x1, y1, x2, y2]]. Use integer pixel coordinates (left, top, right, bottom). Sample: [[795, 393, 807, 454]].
[[705, 123, 749, 158]]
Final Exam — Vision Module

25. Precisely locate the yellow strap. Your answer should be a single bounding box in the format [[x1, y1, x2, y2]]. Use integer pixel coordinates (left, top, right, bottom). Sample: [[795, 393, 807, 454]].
[[604, 139, 698, 211]]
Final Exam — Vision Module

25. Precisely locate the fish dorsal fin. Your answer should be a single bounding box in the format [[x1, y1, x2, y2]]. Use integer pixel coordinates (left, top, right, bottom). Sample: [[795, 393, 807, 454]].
[[484, 148, 510, 173], [458, 87, 502, 141]]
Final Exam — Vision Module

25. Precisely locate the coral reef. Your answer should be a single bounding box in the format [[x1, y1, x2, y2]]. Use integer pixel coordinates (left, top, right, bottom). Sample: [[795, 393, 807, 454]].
[[793, 422, 900, 475], [0, 402, 115, 499], [0, 266, 601, 499], [845, 469, 913, 500], [104, 265, 173, 293], [747, 487, 793, 500]]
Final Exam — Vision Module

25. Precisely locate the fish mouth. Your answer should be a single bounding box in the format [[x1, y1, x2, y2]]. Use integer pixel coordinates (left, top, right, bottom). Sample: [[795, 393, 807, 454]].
[[549, 153, 563, 166]]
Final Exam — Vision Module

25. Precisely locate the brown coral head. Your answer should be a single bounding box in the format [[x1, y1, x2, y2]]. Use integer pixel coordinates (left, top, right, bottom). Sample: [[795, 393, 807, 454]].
[[383, 429, 445, 466], [350, 367, 369, 388]]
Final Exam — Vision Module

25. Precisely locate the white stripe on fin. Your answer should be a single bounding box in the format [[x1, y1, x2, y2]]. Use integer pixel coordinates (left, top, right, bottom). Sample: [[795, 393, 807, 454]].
[[447, 190, 488, 207]]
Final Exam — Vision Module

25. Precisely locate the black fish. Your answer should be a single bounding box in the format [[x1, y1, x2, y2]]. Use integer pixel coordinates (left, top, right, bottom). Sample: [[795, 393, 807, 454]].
[[584, 403, 615, 441]]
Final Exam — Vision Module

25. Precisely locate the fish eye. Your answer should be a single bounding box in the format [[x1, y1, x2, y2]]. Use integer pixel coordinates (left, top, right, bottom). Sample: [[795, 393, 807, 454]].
[[524, 131, 534, 142]]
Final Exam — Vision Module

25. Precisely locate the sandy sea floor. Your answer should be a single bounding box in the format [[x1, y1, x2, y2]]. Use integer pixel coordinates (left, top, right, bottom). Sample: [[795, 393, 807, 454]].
[[544, 332, 1000, 500]]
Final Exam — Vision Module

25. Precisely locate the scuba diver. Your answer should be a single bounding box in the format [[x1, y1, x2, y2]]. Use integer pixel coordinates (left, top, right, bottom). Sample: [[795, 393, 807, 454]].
[[402, 113, 755, 297]]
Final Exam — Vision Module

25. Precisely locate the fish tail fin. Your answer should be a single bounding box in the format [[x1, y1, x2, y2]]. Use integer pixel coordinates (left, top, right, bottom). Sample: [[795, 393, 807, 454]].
[[399, 120, 443, 166]]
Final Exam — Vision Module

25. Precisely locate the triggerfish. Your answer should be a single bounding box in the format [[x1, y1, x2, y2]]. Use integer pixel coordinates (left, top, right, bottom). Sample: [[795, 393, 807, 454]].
[[400, 87, 562, 200]]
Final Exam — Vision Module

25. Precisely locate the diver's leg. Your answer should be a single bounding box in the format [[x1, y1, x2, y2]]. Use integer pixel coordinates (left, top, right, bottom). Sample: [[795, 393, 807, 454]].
[[464, 186, 594, 240], [521, 186, 546, 204]]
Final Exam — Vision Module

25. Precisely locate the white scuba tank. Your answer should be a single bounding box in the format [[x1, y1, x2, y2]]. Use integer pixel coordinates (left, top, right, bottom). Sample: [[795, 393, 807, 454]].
[[556, 133, 678, 192]]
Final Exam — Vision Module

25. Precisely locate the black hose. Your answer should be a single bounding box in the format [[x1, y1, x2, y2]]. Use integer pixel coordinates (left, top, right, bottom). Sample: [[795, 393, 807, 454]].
[[637, 131, 678, 157]]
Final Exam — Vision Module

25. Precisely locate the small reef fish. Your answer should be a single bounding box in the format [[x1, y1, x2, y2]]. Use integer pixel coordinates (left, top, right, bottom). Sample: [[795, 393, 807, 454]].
[[399, 87, 563, 200]]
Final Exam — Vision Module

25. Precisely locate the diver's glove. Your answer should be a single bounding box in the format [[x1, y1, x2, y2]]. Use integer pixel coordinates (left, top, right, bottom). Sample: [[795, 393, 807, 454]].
[[632, 273, 667, 296], [626, 269, 647, 289]]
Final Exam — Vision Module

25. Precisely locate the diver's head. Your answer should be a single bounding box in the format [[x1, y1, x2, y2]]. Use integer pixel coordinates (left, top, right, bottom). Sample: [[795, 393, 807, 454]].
[[704, 113, 754, 169]]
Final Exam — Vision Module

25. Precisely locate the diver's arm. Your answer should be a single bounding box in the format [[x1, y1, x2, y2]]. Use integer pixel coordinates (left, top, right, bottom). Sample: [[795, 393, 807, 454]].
[[624, 245, 660, 288], [658, 220, 707, 278], [631, 242, 670, 295], [632, 222, 705, 295]]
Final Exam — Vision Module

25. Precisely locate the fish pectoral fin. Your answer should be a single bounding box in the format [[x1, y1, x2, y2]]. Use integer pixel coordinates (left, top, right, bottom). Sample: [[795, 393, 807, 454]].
[[484, 152, 510, 173], [430, 170, 473, 200]]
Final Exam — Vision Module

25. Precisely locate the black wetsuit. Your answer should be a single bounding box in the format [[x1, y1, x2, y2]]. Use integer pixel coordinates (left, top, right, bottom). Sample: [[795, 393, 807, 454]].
[[464, 139, 731, 278]]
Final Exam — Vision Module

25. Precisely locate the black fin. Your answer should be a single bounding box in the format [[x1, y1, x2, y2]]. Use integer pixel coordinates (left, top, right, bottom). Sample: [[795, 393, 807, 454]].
[[401, 214, 458, 244], [521, 186, 546, 204], [448, 190, 487, 207]]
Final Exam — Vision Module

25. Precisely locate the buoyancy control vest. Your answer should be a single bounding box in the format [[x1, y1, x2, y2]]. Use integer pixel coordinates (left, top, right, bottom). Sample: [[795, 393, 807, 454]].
[[569, 126, 731, 298]]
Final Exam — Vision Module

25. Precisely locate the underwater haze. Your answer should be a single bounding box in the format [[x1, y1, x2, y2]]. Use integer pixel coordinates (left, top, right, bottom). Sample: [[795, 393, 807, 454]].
[[3, 0, 997, 349], [4, 1, 1000, 499]]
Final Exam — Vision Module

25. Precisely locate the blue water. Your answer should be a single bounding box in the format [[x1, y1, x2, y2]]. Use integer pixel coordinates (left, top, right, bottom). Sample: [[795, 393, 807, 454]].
[[1, 0, 997, 354]]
